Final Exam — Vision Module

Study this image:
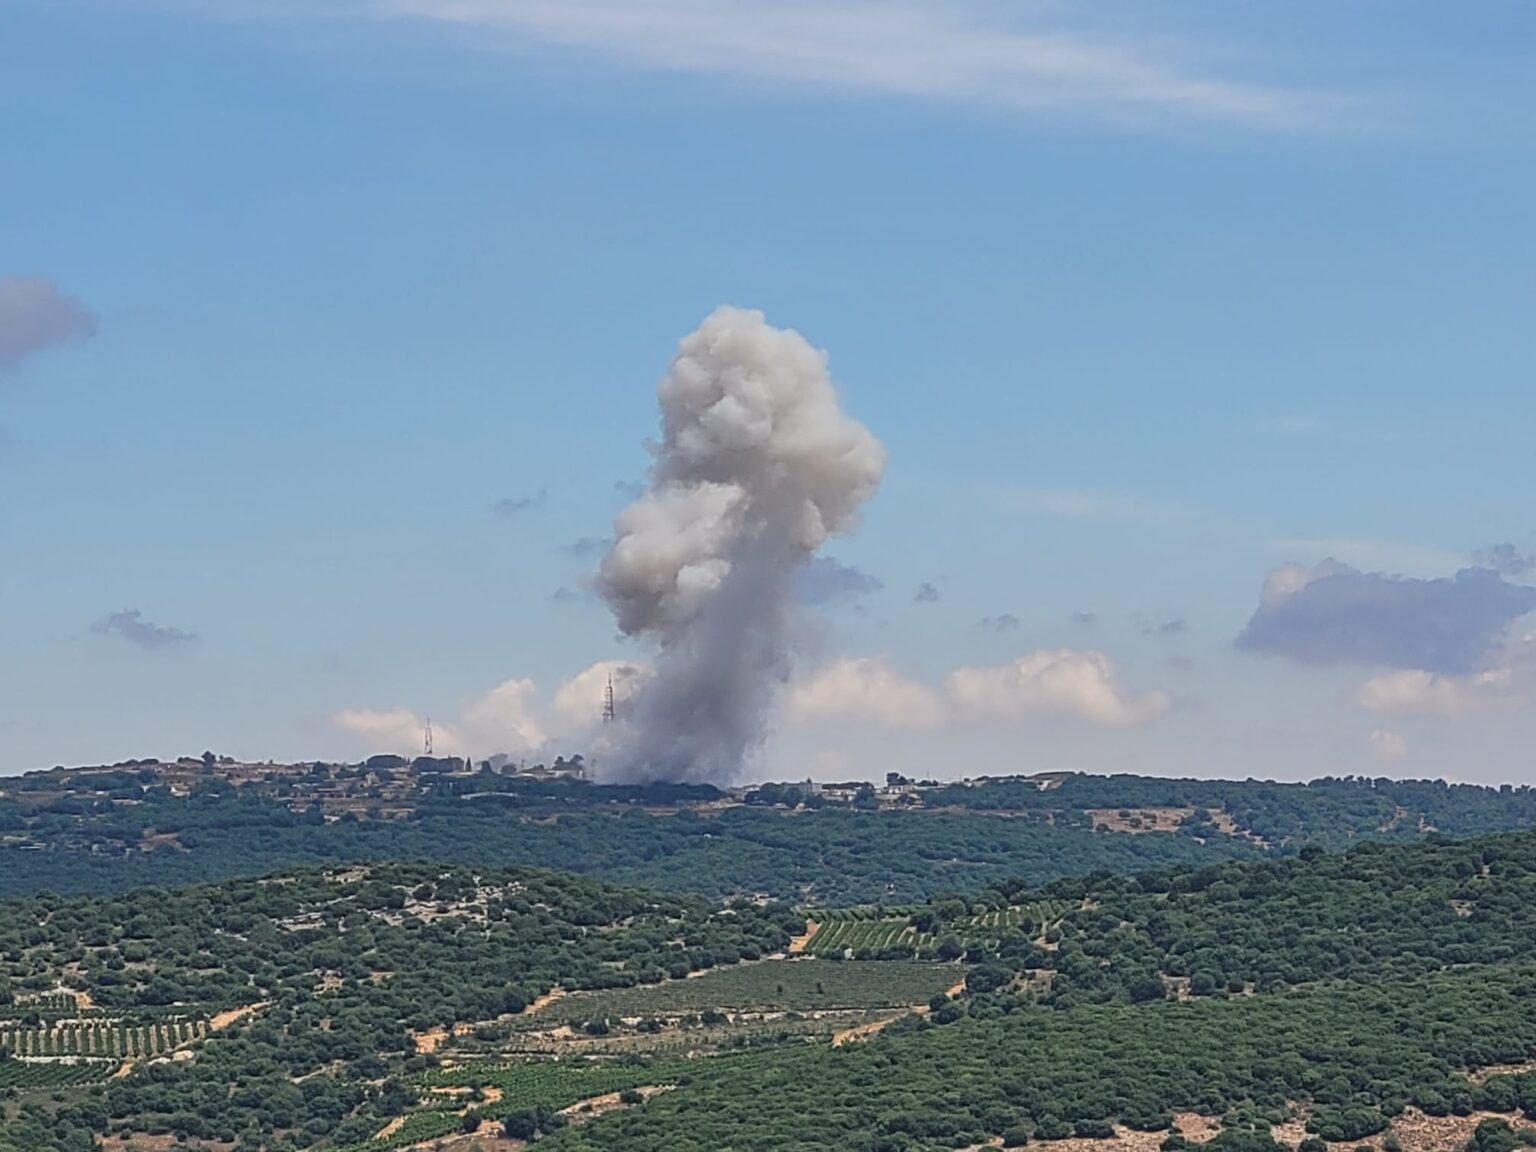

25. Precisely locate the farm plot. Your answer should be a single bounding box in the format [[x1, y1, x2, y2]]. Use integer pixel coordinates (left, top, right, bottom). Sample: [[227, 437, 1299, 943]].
[[498, 1008, 899, 1059], [804, 919, 934, 956], [526, 960, 958, 1021], [0, 1017, 207, 1060], [806, 901, 1068, 955], [4, 993, 81, 1018], [0, 1059, 117, 1090], [332, 1056, 728, 1151]]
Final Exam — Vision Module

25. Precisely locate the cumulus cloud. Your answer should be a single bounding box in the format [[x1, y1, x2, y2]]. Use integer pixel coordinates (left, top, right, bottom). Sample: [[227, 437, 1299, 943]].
[[1236, 560, 1536, 674], [913, 581, 941, 604], [90, 609, 196, 650], [459, 678, 548, 751], [549, 660, 652, 731], [1368, 728, 1408, 762], [334, 676, 547, 758], [1475, 543, 1536, 579], [978, 613, 1021, 633], [947, 649, 1172, 727], [333, 707, 438, 755], [1351, 667, 1518, 718], [0, 276, 96, 370], [786, 657, 947, 730], [793, 557, 882, 606]]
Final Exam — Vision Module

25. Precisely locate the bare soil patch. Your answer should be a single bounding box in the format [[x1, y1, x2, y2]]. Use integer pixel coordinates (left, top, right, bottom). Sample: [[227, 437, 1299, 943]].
[[1012, 1118, 1220, 1152], [1470, 1062, 1536, 1083], [209, 1001, 270, 1032], [788, 921, 821, 954], [414, 1026, 450, 1054], [1391, 1109, 1536, 1152], [832, 1016, 901, 1046], [560, 1084, 670, 1123], [524, 987, 565, 1014], [1086, 808, 1196, 834], [374, 1116, 408, 1141], [1272, 1105, 1535, 1152]]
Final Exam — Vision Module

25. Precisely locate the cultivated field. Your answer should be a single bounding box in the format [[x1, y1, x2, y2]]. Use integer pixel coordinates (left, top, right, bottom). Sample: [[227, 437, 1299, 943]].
[[523, 959, 959, 1022]]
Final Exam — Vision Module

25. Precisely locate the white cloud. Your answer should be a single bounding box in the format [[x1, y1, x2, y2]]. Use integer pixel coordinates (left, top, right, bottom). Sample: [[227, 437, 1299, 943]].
[[181, 0, 1341, 132], [1351, 667, 1517, 718], [334, 677, 546, 758], [1368, 728, 1408, 762], [459, 677, 548, 752], [336, 644, 1173, 759], [549, 660, 652, 731], [787, 657, 948, 731], [946, 649, 1171, 727], [334, 707, 454, 755]]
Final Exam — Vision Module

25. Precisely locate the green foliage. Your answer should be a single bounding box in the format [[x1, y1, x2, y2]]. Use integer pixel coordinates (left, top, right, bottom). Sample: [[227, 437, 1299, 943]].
[[543, 964, 1536, 1152], [528, 960, 958, 1022], [0, 863, 795, 1150]]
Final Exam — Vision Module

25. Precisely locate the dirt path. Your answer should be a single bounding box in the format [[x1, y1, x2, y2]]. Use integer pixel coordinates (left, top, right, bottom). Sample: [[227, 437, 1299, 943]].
[[832, 1017, 899, 1046], [832, 977, 965, 1047], [1470, 1061, 1536, 1083], [788, 921, 821, 954], [525, 988, 565, 1014], [210, 1002, 270, 1032], [559, 1085, 670, 1123], [413, 1027, 449, 1054], [111, 1061, 134, 1080], [373, 1116, 408, 1141]]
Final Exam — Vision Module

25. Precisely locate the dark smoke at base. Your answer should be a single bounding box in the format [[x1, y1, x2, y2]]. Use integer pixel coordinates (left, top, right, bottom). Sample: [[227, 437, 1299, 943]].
[[594, 307, 886, 783]]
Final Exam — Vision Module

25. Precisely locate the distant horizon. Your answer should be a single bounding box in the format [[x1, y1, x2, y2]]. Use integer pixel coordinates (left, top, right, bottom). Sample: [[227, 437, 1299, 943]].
[[7, 753, 1527, 795]]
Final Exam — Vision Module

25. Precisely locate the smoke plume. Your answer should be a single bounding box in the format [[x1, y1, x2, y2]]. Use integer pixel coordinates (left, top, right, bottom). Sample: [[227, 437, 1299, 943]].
[[596, 307, 885, 782]]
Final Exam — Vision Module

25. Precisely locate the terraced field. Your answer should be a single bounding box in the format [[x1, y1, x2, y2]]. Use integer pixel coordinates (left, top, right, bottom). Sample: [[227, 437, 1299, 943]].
[[0, 1016, 206, 1059], [0, 1059, 117, 1090], [522, 959, 959, 1022], [804, 901, 1068, 956]]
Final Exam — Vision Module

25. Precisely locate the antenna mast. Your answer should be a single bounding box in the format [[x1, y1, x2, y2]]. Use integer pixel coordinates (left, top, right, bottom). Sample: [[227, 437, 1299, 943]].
[[602, 674, 617, 724], [423, 718, 434, 757]]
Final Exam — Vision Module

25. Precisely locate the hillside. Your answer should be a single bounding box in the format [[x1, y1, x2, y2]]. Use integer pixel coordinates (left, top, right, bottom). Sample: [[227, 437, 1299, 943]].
[[7, 829, 1536, 1150], [6, 768, 1536, 902]]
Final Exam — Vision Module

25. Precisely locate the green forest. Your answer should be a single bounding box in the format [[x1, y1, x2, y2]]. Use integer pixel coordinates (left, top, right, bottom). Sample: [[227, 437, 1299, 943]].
[[7, 771, 1536, 903], [7, 785, 1536, 1151]]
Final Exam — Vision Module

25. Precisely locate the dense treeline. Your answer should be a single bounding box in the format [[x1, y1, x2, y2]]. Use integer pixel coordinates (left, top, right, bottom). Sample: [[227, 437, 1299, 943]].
[[545, 964, 1536, 1152], [11, 813, 1536, 1149], [7, 772, 1536, 904], [0, 790, 1267, 902], [907, 833, 1536, 1006], [0, 864, 797, 1150], [928, 774, 1536, 844]]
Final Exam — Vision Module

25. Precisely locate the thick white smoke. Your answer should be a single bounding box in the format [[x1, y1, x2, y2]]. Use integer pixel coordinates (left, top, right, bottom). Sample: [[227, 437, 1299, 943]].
[[596, 307, 886, 782]]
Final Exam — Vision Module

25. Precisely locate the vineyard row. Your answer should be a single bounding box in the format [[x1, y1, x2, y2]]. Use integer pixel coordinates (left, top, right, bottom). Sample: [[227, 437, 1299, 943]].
[[0, 1018, 206, 1058]]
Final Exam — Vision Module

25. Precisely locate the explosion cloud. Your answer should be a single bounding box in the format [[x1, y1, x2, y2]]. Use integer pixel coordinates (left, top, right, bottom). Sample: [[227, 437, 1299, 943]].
[[596, 307, 886, 782]]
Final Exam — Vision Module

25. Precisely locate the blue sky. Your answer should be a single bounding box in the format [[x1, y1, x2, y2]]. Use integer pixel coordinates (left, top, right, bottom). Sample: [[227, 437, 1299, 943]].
[[2, 0, 1533, 782]]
